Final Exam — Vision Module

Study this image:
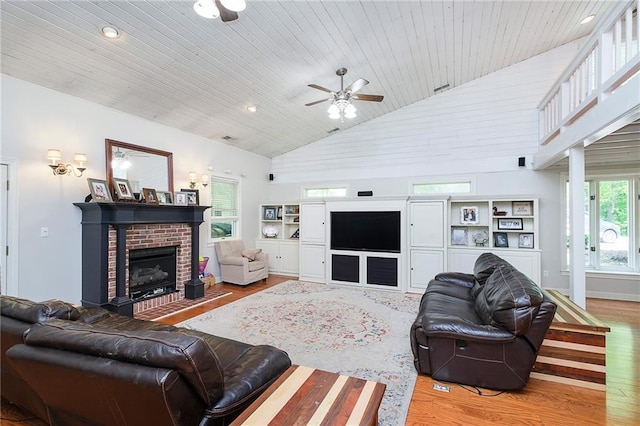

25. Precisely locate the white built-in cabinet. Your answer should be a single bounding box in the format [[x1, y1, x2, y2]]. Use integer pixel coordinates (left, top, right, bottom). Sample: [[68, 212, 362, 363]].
[[258, 196, 542, 286], [298, 203, 326, 282], [447, 197, 541, 283], [256, 203, 300, 276], [256, 239, 299, 276], [408, 199, 447, 292]]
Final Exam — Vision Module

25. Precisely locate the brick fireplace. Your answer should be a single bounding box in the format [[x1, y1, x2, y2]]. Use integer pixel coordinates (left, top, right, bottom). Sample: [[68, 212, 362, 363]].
[[75, 203, 209, 316], [108, 224, 191, 314]]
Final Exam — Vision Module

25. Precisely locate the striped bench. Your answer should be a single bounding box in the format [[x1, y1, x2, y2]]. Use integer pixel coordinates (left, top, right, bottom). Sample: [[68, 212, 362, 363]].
[[531, 290, 610, 391], [231, 365, 386, 425]]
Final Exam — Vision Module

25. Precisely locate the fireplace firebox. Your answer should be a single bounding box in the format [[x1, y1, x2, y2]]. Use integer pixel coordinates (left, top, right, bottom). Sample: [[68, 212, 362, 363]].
[[129, 246, 177, 302]]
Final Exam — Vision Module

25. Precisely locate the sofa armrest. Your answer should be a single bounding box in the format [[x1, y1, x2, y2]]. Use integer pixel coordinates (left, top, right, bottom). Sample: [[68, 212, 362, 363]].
[[219, 256, 247, 266], [433, 272, 476, 288], [421, 314, 516, 343]]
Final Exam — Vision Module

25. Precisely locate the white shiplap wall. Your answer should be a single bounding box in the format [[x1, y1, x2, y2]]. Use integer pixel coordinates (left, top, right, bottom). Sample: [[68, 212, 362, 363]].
[[270, 41, 582, 183]]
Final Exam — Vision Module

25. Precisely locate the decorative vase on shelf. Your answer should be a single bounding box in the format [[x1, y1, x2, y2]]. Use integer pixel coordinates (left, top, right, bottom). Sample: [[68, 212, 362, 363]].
[[262, 225, 279, 238]]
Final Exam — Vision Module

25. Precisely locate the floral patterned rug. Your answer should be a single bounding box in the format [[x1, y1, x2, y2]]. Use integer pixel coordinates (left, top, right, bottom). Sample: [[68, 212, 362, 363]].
[[178, 280, 422, 425]]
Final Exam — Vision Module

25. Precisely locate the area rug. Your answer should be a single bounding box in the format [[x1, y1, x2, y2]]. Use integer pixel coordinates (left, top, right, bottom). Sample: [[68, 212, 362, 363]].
[[178, 280, 421, 425]]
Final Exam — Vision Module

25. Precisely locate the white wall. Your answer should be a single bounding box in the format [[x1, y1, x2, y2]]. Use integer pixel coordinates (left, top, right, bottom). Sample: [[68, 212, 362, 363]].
[[270, 41, 580, 182], [1, 75, 271, 303], [268, 41, 637, 300]]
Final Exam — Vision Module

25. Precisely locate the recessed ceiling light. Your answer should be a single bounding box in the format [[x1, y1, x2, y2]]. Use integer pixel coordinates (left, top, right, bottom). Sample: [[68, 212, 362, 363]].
[[247, 105, 258, 113], [581, 15, 595, 25], [101, 26, 120, 39]]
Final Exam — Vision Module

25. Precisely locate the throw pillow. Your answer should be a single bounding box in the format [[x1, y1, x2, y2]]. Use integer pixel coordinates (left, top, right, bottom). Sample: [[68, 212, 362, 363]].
[[241, 248, 262, 261]]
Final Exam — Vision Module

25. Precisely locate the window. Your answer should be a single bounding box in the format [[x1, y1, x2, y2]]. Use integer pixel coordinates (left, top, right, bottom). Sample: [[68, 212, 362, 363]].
[[210, 175, 240, 240], [565, 175, 637, 272], [303, 186, 347, 198], [413, 181, 471, 195]]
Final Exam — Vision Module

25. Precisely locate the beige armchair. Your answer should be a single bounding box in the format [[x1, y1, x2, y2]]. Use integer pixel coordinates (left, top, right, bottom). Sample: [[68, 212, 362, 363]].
[[214, 240, 269, 286]]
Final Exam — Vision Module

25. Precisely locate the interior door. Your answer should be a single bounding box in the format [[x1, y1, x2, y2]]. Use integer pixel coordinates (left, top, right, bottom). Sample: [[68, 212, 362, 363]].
[[1, 164, 8, 294]]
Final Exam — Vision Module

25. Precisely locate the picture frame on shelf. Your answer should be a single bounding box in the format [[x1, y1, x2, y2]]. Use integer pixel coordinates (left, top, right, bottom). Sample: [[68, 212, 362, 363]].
[[497, 218, 523, 230], [460, 206, 479, 224], [174, 192, 188, 206], [263, 207, 277, 220], [87, 178, 112, 202], [519, 233, 534, 249], [157, 191, 173, 205], [512, 201, 533, 216], [451, 227, 468, 245], [142, 188, 158, 204], [112, 178, 135, 201], [494, 232, 509, 247], [472, 229, 489, 247], [277, 206, 283, 219], [180, 188, 199, 205]]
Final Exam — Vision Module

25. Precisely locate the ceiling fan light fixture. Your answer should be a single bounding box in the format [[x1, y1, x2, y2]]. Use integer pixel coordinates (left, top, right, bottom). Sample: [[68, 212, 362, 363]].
[[194, 0, 220, 19], [344, 103, 356, 115], [220, 0, 246, 12], [327, 104, 339, 114]]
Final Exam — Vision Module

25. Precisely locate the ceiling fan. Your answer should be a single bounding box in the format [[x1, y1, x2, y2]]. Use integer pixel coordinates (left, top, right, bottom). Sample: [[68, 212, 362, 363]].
[[193, 0, 245, 22], [305, 68, 384, 120]]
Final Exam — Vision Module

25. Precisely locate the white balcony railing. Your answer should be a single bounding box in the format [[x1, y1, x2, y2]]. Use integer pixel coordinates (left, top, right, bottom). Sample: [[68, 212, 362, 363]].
[[539, 0, 640, 146]]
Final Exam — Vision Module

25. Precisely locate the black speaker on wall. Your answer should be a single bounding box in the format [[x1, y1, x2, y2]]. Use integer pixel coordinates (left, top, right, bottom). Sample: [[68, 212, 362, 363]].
[[518, 157, 526, 167], [357, 191, 373, 197], [269, 173, 274, 181]]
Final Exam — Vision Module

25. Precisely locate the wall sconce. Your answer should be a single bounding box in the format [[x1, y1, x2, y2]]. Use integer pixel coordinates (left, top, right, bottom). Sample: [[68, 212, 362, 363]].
[[47, 149, 88, 177], [189, 172, 209, 189]]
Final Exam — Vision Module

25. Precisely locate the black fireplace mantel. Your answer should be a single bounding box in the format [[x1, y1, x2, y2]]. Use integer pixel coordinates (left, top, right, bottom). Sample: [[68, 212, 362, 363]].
[[74, 202, 210, 316], [74, 202, 210, 225]]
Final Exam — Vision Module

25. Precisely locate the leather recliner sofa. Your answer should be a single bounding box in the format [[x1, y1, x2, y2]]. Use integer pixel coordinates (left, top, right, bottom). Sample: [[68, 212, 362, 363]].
[[410, 252, 557, 390], [1, 295, 291, 425]]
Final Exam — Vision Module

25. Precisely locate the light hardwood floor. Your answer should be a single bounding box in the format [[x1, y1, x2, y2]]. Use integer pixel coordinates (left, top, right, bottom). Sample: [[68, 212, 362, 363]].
[[2, 276, 638, 425]]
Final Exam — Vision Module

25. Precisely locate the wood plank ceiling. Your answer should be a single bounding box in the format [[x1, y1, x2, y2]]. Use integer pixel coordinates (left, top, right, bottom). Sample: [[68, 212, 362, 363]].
[[0, 1, 618, 158]]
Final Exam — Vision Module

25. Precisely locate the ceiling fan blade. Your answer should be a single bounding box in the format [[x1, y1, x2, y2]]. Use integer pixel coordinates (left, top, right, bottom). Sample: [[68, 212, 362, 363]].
[[308, 84, 333, 93], [305, 98, 332, 107], [216, 0, 239, 22], [353, 94, 384, 102], [344, 78, 369, 94]]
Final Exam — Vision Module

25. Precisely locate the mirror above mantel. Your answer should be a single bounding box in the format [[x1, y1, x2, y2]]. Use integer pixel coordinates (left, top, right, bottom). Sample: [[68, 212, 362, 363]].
[[105, 139, 174, 195]]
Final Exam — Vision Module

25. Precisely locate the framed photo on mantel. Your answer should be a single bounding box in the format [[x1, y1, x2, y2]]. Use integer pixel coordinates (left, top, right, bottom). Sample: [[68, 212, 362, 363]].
[[112, 178, 134, 201]]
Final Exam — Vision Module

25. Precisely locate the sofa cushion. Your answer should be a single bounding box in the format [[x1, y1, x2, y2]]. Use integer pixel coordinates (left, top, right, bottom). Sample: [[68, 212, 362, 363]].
[[247, 260, 266, 272], [473, 252, 511, 285], [23, 320, 225, 406], [474, 265, 543, 335], [0, 296, 80, 323]]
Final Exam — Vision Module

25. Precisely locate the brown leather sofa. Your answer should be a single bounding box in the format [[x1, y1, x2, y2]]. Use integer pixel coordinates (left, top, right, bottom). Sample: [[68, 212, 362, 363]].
[[410, 252, 557, 390], [1, 295, 291, 425]]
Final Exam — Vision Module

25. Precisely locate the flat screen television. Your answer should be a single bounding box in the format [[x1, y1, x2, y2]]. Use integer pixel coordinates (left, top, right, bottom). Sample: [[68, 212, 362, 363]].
[[330, 211, 401, 253]]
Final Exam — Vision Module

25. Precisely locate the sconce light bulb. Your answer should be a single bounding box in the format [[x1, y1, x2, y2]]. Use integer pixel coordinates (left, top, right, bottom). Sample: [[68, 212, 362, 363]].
[[47, 149, 62, 165]]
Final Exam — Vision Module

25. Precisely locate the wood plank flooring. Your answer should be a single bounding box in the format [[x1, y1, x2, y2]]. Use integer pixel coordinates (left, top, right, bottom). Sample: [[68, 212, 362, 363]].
[[2, 276, 638, 425]]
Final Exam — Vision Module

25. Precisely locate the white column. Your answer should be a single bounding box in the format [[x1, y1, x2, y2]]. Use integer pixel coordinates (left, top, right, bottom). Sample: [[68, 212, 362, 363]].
[[569, 146, 586, 308]]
